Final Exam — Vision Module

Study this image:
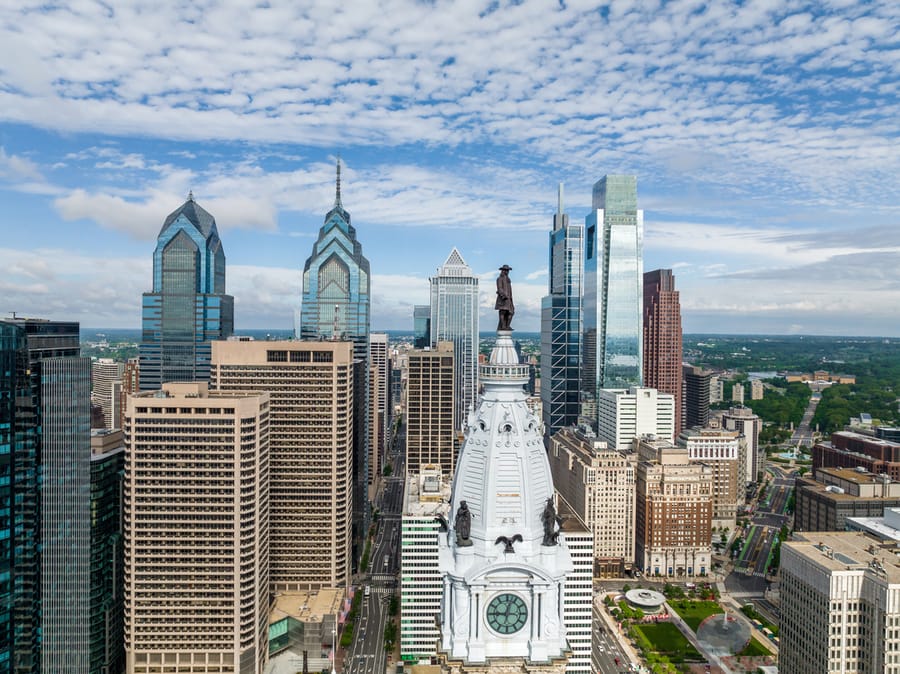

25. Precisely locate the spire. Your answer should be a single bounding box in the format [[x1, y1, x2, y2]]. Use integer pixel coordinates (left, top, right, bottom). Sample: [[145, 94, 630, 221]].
[[334, 155, 342, 209], [188, 189, 194, 202], [557, 183, 564, 215]]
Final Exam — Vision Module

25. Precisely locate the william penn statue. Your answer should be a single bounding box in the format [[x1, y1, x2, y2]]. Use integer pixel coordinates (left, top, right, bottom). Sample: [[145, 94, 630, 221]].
[[495, 264, 514, 331]]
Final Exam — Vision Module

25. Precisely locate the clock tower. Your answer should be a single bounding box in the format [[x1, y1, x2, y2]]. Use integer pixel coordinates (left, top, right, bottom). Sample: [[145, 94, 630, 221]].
[[437, 310, 572, 674]]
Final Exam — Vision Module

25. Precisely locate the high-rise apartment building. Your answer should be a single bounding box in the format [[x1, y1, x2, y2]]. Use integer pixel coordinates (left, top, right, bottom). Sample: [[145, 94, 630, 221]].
[[780, 531, 900, 674], [400, 466, 450, 663], [643, 269, 682, 436], [597, 387, 675, 450], [211, 340, 354, 590], [124, 383, 270, 674], [90, 430, 125, 674], [750, 379, 764, 400], [708, 375, 724, 404], [139, 195, 234, 390], [406, 342, 456, 475], [721, 406, 762, 485], [682, 365, 711, 430], [541, 184, 584, 439], [413, 305, 431, 349], [677, 427, 742, 529], [429, 248, 479, 432], [92, 358, 124, 429], [114, 357, 140, 430], [634, 437, 713, 577], [0, 322, 40, 673], [731, 382, 744, 404], [370, 333, 390, 485], [549, 427, 636, 576], [583, 175, 643, 401]]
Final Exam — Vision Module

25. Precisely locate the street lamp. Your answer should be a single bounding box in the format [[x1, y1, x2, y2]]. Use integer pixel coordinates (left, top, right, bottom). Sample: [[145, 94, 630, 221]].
[[332, 627, 337, 674]]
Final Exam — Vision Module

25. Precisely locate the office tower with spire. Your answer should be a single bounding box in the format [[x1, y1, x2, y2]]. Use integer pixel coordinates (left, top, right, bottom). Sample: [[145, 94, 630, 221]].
[[583, 175, 643, 406], [429, 249, 479, 432], [643, 269, 682, 435], [540, 184, 583, 439], [299, 159, 371, 537], [139, 195, 234, 390]]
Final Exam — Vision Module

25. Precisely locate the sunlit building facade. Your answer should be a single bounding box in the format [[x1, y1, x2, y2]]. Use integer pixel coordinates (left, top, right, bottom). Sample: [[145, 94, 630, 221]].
[[583, 175, 643, 403]]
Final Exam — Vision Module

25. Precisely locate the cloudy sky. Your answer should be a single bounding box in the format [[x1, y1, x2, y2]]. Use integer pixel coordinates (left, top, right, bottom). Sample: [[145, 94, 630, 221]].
[[1, 0, 898, 336]]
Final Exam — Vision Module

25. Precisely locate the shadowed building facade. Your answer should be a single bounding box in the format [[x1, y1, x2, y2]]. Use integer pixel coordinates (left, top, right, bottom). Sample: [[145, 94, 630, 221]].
[[540, 184, 583, 439], [139, 195, 234, 390]]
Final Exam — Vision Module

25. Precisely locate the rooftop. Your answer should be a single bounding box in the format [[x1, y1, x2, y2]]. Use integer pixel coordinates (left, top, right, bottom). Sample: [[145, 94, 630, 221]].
[[269, 589, 343, 626], [789, 531, 900, 582]]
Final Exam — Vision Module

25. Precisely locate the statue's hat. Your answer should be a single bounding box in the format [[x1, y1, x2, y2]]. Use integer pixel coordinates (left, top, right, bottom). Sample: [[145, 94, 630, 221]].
[[499, 264, 512, 271]]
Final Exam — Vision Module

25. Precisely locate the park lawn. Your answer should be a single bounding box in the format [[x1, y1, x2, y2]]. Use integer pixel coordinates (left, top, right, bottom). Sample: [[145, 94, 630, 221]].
[[633, 623, 701, 660], [670, 600, 724, 631], [736, 636, 771, 657]]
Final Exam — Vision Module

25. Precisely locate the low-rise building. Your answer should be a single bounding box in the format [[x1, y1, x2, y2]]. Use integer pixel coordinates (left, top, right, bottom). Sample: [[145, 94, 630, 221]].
[[795, 466, 900, 532]]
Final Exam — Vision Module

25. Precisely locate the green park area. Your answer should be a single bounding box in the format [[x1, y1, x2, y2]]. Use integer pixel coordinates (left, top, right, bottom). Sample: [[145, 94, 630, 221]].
[[668, 600, 723, 631], [736, 636, 772, 657], [631, 622, 701, 662]]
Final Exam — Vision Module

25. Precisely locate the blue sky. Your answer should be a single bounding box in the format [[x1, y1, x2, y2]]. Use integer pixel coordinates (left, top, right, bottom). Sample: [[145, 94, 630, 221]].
[[1, 0, 898, 335]]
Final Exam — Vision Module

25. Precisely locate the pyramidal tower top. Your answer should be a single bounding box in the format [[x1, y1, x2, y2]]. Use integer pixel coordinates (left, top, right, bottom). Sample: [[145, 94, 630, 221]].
[[438, 267, 572, 668]]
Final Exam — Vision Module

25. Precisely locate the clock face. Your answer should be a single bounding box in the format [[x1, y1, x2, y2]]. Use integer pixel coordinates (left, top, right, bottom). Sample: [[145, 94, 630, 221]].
[[486, 593, 528, 635]]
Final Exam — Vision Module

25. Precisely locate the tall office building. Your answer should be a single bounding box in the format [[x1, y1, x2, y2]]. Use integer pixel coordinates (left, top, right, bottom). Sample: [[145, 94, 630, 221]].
[[413, 305, 431, 349], [0, 322, 40, 673], [682, 365, 711, 430], [299, 159, 371, 533], [124, 383, 270, 674], [91, 358, 124, 429], [597, 387, 675, 451], [139, 195, 234, 390], [429, 248, 479, 432], [643, 269, 682, 435], [400, 467, 450, 663], [370, 333, 390, 485], [90, 430, 125, 674], [583, 175, 643, 402], [634, 437, 713, 577], [549, 427, 636, 576], [721, 406, 762, 485], [678, 427, 742, 529], [2, 319, 92, 674], [211, 340, 354, 590], [780, 531, 900, 674], [406, 342, 456, 475], [541, 184, 584, 439]]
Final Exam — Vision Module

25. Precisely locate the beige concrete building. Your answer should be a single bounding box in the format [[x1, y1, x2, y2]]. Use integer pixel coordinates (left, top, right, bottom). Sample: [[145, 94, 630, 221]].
[[548, 427, 636, 575], [795, 466, 900, 533], [781, 531, 900, 674], [406, 342, 456, 475], [750, 379, 764, 400], [721, 406, 762, 485], [91, 357, 124, 428], [211, 340, 354, 591], [677, 427, 742, 529], [597, 387, 675, 450], [124, 382, 270, 674], [634, 437, 713, 577]]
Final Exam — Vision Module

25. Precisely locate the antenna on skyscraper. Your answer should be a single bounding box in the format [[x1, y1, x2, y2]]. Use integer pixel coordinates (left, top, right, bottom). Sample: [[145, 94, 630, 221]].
[[188, 189, 194, 202], [558, 183, 564, 215], [334, 155, 342, 208]]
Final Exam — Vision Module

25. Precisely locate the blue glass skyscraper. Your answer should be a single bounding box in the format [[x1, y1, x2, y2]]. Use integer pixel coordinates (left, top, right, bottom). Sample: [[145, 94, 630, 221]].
[[139, 195, 234, 390], [299, 160, 371, 362], [583, 175, 643, 401], [540, 184, 583, 438]]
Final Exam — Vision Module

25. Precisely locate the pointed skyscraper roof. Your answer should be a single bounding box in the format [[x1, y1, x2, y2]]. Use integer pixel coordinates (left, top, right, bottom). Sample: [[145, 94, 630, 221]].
[[437, 247, 471, 276], [325, 155, 350, 225], [160, 195, 218, 238]]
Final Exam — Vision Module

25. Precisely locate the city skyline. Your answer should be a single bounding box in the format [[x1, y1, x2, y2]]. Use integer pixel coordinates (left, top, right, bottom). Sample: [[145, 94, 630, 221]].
[[1, 1, 899, 336]]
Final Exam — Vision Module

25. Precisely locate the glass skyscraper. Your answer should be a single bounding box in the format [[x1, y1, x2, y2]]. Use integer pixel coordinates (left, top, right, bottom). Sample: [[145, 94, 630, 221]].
[[139, 195, 234, 390], [429, 249, 479, 432], [413, 305, 431, 348], [299, 158, 371, 546], [583, 175, 643, 404], [0, 322, 39, 674], [540, 184, 583, 439]]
